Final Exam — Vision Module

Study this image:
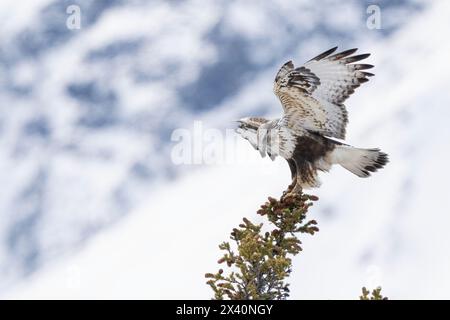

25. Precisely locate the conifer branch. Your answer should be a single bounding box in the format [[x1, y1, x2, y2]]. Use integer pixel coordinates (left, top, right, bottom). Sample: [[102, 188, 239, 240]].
[[205, 192, 319, 300], [360, 287, 388, 300]]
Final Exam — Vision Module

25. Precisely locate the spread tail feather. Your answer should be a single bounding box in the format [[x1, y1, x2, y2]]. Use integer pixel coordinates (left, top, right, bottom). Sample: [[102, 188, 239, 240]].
[[332, 146, 388, 177]]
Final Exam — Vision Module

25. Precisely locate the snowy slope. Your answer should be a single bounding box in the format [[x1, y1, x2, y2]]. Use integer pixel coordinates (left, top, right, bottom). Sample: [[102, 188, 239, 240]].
[[5, 0, 450, 299]]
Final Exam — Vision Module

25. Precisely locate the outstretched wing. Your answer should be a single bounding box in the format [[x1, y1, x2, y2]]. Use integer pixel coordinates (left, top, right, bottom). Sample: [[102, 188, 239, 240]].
[[273, 47, 374, 139], [304, 47, 374, 105]]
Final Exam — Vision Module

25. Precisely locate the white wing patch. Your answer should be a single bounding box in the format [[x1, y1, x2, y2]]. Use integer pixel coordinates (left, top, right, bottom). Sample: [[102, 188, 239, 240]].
[[304, 47, 374, 105]]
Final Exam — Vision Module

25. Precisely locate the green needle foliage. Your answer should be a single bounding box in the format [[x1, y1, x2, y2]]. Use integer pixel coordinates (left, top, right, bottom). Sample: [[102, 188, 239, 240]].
[[360, 287, 388, 300], [205, 192, 319, 300]]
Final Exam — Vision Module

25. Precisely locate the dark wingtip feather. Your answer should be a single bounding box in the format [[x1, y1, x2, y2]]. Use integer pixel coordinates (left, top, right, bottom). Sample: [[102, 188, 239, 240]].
[[329, 48, 358, 60], [355, 64, 374, 70], [344, 53, 371, 64], [362, 71, 375, 77], [309, 46, 338, 61], [359, 78, 369, 83]]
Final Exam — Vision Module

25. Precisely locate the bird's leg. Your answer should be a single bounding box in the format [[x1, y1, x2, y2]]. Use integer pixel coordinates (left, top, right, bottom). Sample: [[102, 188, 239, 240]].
[[282, 175, 303, 200], [282, 176, 297, 199], [291, 180, 303, 195]]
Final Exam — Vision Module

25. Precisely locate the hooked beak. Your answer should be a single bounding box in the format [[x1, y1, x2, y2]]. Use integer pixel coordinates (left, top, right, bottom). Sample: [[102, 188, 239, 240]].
[[234, 119, 245, 129]]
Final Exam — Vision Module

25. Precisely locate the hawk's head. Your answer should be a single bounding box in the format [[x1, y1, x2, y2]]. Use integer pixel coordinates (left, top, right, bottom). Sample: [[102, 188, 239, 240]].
[[235, 117, 271, 152], [236, 117, 269, 132]]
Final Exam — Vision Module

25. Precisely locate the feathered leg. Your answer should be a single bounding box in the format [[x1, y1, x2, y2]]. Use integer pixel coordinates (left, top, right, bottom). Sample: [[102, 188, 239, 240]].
[[282, 159, 298, 199], [282, 177, 297, 199], [291, 175, 303, 194], [283, 160, 320, 198], [283, 175, 303, 199]]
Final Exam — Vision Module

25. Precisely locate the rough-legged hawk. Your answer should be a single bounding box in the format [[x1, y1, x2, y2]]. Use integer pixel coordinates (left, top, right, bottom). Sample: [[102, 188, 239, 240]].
[[236, 47, 388, 196]]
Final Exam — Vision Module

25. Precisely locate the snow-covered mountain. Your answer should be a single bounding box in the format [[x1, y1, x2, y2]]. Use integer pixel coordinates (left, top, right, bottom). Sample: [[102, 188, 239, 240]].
[[4, 0, 450, 299]]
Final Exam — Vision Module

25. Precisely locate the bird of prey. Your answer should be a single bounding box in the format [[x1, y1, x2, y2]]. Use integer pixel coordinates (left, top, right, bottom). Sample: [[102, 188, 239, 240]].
[[236, 47, 388, 196]]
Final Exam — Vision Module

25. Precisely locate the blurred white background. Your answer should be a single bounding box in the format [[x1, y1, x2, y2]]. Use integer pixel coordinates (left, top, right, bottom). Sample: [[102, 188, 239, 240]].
[[1, 0, 450, 299]]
